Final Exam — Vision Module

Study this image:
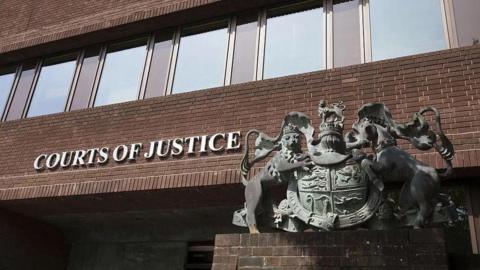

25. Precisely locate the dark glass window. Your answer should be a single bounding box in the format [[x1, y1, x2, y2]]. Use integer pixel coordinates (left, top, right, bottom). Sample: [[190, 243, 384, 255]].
[[0, 67, 16, 117], [70, 46, 102, 111], [231, 13, 258, 84], [145, 31, 174, 98], [333, 0, 361, 67], [452, 0, 480, 47], [172, 23, 229, 94], [6, 62, 37, 121], [94, 38, 148, 107], [370, 0, 447, 61], [27, 54, 77, 117], [264, 3, 324, 79]]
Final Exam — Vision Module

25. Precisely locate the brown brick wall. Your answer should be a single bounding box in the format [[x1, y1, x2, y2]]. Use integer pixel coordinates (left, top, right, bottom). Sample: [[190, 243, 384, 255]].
[[211, 229, 448, 269], [0, 0, 289, 64], [0, 0, 217, 54], [0, 44, 479, 201]]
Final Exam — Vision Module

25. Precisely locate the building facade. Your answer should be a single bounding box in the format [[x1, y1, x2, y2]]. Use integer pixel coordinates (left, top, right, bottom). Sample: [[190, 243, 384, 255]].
[[0, 0, 479, 269]]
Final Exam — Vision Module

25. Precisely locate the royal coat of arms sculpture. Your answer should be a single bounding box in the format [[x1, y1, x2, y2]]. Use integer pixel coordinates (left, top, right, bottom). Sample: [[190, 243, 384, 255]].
[[233, 100, 460, 233]]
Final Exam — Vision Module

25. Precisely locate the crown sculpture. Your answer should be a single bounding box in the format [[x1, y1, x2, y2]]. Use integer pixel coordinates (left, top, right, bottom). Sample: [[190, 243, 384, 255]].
[[233, 100, 462, 233]]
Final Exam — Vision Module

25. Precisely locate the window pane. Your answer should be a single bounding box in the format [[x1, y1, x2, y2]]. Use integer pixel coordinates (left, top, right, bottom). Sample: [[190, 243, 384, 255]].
[[333, 0, 361, 67], [94, 38, 148, 107], [6, 62, 37, 121], [0, 67, 16, 117], [452, 0, 480, 47], [71, 46, 101, 111], [264, 5, 324, 79], [231, 14, 258, 84], [370, 0, 447, 61], [172, 24, 228, 94], [145, 32, 174, 98], [27, 55, 77, 117]]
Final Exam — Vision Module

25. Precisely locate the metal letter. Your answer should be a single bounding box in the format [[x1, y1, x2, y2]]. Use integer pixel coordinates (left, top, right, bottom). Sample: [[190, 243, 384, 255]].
[[209, 133, 225, 152], [171, 138, 184, 156], [128, 143, 143, 160], [72, 150, 87, 166], [46, 153, 61, 169], [226, 131, 241, 150], [185, 136, 200, 154], [34, 154, 47, 170], [97, 147, 109, 164], [144, 141, 157, 159], [86, 148, 99, 165], [113, 145, 129, 162]]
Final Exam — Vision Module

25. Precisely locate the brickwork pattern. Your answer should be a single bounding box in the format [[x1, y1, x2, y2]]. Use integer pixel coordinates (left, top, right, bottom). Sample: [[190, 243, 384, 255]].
[[0, 45, 479, 200], [212, 229, 449, 270], [0, 0, 219, 54]]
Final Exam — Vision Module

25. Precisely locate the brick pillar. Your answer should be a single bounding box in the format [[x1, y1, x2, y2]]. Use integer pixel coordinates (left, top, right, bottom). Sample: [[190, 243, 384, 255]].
[[212, 229, 448, 270], [0, 208, 68, 270], [467, 182, 480, 254]]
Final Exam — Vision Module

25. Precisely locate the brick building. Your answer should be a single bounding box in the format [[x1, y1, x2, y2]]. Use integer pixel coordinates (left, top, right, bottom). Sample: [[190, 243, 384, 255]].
[[0, 0, 479, 269]]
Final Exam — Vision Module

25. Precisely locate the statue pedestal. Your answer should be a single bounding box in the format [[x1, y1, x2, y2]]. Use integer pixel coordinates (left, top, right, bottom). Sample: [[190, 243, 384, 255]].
[[212, 229, 448, 270]]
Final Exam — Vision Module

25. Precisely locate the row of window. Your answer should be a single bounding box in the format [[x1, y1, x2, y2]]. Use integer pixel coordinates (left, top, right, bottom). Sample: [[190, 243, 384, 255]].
[[0, 0, 479, 121]]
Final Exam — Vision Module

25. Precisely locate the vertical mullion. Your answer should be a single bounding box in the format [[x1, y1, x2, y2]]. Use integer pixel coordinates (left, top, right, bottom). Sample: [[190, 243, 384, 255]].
[[166, 27, 181, 95], [139, 33, 156, 100], [88, 44, 107, 108], [65, 50, 85, 111], [442, 0, 458, 49], [22, 60, 43, 118], [224, 17, 237, 86], [325, 0, 333, 69], [256, 9, 267, 81], [1, 65, 21, 122], [362, 0, 372, 62], [358, 0, 366, 63]]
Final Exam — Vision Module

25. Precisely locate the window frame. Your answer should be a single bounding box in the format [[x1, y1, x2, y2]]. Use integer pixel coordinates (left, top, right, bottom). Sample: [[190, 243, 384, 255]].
[[24, 52, 81, 118], [0, 65, 21, 121], [89, 36, 151, 107], [0, 0, 464, 122], [167, 19, 233, 95]]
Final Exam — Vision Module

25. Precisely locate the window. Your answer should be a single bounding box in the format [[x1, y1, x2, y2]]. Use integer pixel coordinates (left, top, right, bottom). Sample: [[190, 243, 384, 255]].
[[369, 0, 447, 61], [27, 54, 77, 117], [6, 62, 37, 121], [0, 67, 16, 118], [94, 38, 148, 107], [231, 13, 258, 84], [263, 3, 324, 79], [172, 22, 229, 94], [333, 0, 361, 67], [70, 46, 102, 111], [452, 0, 480, 47], [144, 32, 174, 98]]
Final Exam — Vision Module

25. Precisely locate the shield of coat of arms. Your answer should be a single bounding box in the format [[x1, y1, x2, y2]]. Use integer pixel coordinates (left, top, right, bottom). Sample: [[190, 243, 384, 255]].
[[232, 100, 382, 233]]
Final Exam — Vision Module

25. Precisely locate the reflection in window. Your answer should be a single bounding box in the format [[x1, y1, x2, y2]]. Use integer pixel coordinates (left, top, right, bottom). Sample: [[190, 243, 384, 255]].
[[452, 0, 480, 47], [0, 67, 16, 117], [333, 0, 361, 67], [370, 0, 446, 61], [231, 14, 258, 84], [94, 38, 148, 107], [71, 46, 102, 111], [27, 55, 77, 117], [172, 24, 229, 94], [264, 4, 324, 79], [6, 62, 37, 121], [145, 32, 174, 98]]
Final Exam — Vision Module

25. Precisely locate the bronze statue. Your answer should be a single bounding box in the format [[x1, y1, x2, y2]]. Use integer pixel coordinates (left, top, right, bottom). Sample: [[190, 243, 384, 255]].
[[233, 100, 460, 233], [346, 103, 455, 228]]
